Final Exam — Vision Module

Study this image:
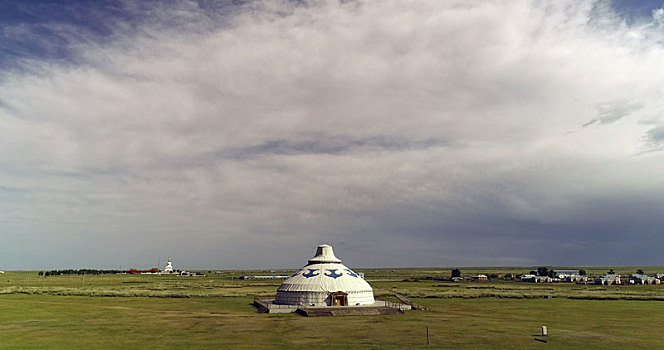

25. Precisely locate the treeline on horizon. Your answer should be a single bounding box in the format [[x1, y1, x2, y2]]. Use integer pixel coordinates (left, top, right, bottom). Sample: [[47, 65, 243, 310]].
[[38, 269, 125, 276]]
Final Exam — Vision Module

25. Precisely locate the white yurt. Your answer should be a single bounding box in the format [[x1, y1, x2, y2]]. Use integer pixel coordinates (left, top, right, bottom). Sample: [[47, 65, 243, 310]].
[[275, 244, 375, 307]]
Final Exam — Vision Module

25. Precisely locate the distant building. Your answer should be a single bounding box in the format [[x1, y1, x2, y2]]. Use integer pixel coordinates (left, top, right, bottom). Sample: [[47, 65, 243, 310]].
[[240, 275, 289, 280], [536, 276, 552, 283], [553, 270, 579, 277], [596, 274, 621, 285], [471, 274, 488, 281], [558, 273, 587, 282], [517, 274, 536, 282], [629, 274, 660, 285], [565, 275, 587, 282], [180, 271, 205, 277], [164, 257, 174, 273], [518, 274, 551, 283], [503, 273, 517, 280]]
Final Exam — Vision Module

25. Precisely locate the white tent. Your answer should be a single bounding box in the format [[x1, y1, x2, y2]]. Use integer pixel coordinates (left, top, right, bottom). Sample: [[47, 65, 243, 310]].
[[275, 244, 375, 307]]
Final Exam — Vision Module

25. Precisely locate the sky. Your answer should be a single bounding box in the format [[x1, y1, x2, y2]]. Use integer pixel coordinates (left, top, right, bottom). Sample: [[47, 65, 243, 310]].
[[1, 0, 664, 270]]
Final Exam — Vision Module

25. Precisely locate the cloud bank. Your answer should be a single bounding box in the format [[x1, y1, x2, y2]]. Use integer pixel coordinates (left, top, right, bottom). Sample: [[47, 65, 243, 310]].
[[1, 0, 664, 269]]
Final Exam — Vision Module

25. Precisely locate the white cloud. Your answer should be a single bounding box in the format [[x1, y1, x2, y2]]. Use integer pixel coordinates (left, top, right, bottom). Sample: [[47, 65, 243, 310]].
[[1, 0, 664, 268], [653, 8, 664, 24]]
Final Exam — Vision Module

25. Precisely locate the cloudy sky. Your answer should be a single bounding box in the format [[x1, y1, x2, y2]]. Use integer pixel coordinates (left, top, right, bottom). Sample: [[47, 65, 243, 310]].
[[1, 0, 664, 270]]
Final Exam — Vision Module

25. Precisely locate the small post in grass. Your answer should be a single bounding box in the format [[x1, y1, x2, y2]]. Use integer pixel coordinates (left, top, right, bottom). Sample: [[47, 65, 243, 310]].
[[426, 326, 430, 345], [541, 326, 548, 336]]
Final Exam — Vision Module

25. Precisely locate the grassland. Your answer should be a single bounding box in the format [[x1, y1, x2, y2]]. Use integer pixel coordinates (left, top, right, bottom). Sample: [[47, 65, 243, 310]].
[[1, 267, 663, 349]]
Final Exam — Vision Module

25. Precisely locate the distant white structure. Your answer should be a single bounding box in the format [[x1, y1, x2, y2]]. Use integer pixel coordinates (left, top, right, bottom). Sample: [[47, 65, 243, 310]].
[[275, 244, 375, 307], [596, 274, 621, 285], [164, 257, 174, 273], [518, 274, 552, 283], [552, 270, 587, 282], [471, 274, 488, 281], [629, 274, 660, 285], [240, 275, 290, 280]]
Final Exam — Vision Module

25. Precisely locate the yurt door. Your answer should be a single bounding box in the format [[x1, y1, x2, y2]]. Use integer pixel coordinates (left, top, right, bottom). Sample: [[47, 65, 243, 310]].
[[330, 292, 348, 306]]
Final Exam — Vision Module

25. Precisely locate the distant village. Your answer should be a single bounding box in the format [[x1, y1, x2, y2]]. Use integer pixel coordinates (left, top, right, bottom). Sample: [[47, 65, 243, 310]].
[[441, 267, 663, 285], [37, 258, 205, 277]]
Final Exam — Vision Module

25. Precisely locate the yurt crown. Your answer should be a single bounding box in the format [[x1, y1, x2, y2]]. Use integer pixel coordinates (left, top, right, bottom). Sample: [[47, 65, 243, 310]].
[[307, 244, 342, 264]]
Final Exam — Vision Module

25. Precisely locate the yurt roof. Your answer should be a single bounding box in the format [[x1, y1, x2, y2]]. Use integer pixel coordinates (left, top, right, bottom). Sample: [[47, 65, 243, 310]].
[[307, 244, 342, 264], [277, 244, 372, 293]]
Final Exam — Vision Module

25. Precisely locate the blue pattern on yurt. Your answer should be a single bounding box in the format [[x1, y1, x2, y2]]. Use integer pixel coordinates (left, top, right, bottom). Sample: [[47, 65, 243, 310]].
[[302, 269, 320, 278], [344, 269, 359, 278], [324, 269, 343, 279]]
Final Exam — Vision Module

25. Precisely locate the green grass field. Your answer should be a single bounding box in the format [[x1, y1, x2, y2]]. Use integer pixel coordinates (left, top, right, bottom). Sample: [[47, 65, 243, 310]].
[[1, 268, 663, 349]]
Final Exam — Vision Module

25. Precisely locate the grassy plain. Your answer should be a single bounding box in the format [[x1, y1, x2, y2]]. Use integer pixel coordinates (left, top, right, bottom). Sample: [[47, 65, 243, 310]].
[[1, 268, 663, 349]]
